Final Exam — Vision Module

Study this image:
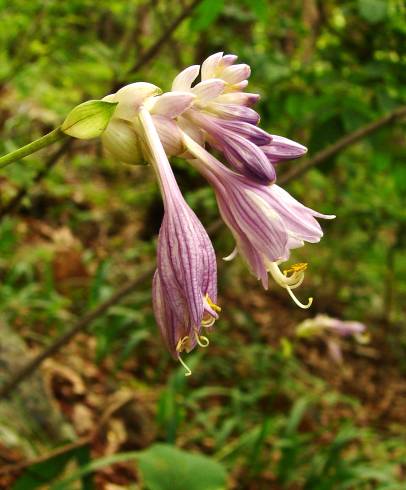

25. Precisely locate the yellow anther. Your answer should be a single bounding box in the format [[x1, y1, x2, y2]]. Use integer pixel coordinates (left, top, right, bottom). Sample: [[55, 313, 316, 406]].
[[205, 294, 222, 313], [283, 262, 308, 276], [176, 336, 190, 353]]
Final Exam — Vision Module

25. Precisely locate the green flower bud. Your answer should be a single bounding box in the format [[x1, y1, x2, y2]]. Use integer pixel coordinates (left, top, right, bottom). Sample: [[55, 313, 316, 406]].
[[61, 100, 118, 139]]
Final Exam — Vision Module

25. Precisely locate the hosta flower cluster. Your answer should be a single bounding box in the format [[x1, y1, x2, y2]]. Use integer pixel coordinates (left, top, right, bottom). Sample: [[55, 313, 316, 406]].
[[101, 53, 334, 374]]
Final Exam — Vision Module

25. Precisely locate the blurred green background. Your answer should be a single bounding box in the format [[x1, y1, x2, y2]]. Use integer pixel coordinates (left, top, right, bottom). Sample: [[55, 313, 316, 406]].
[[0, 0, 405, 488]]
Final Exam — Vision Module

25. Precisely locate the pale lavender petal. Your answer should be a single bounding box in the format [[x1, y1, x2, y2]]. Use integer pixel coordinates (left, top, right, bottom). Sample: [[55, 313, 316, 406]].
[[328, 319, 366, 336], [109, 83, 161, 121], [149, 92, 195, 118], [192, 79, 226, 103], [201, 52, 223, 80], [219, 54, 238, 68], [261, 135, 307, 162], [152, 115, 183, 156], [221, 64, 251, 84], [224, 80, 249, 92], [208, 103, 260, 124], [218, 131, 276, 184], [214, 120, 271, 145], [265, 185, 335, 242], [172, 65, 200, 91], [215, 92, 260, 107]]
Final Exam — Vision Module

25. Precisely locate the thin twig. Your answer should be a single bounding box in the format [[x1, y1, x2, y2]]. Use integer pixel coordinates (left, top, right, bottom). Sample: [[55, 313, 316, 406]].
[[279, 106, 406, 185], [0, 266, 155, 400], [112, 0, 203, 90], [0, 139, 72, 220]]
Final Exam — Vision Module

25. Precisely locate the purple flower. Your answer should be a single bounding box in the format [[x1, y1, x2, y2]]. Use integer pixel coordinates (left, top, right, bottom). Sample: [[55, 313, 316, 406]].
[[138, 107, 220, 373], [181, 131, 334, 309], [296, 315, 368, 364], [170, 52, 307, 184]]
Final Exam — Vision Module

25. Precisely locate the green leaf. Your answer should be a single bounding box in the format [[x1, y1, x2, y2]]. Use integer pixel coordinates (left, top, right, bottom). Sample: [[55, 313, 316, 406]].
[[137, 444, 228, 490], [49, 445, 227, 490], [191, 0, 224, 31], [61, 100, 117, 139], [358, 0, 388, 23], [12, 447, 80, 490], [49, 451, 141, 490]]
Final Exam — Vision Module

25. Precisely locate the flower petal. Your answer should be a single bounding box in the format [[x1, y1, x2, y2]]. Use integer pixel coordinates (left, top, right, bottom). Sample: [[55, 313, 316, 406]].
[[215, 92, 260, 107], [261, 135, 307, 161], [208, 103, 260, 124], [112, 82, 161, 121], [201, 52, 224, 80], [221, 64, 251, 84], [149, 92, 196, 118], [192, 79, 226, 103], [152, 115, 183, 156], [172, 65, 200, 91]]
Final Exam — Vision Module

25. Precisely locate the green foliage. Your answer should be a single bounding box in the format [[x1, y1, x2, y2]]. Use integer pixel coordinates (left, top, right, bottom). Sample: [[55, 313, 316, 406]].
[[0, 0, 405, 488], [137, 444, 228, 490]]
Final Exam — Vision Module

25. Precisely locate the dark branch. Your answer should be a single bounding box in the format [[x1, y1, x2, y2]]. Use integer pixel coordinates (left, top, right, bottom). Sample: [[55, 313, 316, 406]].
[[112, 0, 203, 90], [279, 106, 406, 185], [0, 266, 154, 400]]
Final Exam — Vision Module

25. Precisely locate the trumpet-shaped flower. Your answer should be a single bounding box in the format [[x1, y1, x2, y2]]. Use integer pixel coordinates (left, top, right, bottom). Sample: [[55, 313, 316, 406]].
[[138, 107, 220, 372], [181, 131, 334, 308]]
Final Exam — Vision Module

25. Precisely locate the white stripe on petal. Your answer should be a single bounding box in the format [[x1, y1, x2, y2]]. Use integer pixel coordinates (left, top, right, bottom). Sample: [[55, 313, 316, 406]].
[[172, 65, 200, 91]]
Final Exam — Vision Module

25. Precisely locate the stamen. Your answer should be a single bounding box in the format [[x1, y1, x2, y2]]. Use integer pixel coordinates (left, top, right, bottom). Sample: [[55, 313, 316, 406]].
[[178, 354, 192, 376], [195, 329, 210, 347], [176, 336, 190, 353], [176, 336, 192, 376], [202, 316, 216, 328], [268, 262, 306, 288], [283, 262, 308, 276], [286, 286, 313, 309], [223, 247, 238, 261], [205, 294, 222, 313]]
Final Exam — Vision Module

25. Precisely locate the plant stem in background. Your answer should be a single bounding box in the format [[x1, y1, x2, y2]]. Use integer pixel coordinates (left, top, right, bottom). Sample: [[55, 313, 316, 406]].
[[0, 127, 68, 170]]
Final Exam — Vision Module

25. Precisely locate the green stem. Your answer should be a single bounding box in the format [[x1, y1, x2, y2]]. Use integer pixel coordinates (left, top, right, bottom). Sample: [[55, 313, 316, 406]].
[[0, 127, 68, 169]]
